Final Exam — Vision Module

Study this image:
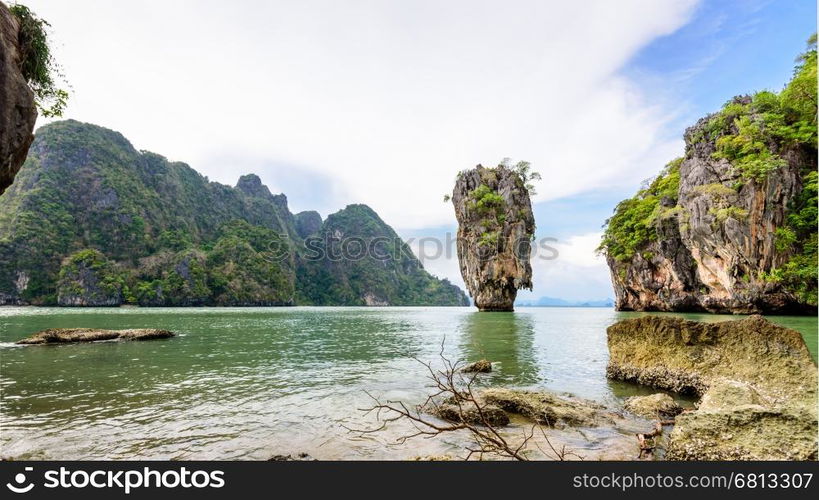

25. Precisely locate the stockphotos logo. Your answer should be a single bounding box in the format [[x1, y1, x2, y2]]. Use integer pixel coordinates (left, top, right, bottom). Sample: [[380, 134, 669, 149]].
[[6, 467, 34, 494], [5, 466, 225, 495]]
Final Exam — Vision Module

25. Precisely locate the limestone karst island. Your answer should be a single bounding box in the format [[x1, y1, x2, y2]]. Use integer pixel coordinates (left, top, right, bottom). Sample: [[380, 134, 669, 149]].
[[0, 0, 816, 481]]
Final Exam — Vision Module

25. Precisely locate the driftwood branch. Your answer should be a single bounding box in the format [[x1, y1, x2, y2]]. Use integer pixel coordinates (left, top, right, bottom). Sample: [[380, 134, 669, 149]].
[[636, 421, 664, 458], [344, 340, 578, 461]]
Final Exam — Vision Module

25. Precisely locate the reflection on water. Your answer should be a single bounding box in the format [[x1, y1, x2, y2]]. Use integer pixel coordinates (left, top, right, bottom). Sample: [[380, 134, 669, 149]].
[[0, 306, 815, 460], [458, 312, 539, 386]]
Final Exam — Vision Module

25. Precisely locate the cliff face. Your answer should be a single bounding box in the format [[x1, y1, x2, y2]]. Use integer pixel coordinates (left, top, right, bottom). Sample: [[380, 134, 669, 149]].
[[0, 2, 37, 195], [56, 249, 122, 306], [296, 204, 469, 306], [451, 165, 535, 311], [0, 120, 469, 306], [601, 42, 817, 314]]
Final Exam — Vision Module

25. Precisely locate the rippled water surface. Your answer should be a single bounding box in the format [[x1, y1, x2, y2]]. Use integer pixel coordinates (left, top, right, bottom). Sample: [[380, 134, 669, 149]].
[[1, 307, 815, 460]]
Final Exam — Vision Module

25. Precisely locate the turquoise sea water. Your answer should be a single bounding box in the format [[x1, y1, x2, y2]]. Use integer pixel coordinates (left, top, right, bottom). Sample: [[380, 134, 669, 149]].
[[0, 307, 815, 460]]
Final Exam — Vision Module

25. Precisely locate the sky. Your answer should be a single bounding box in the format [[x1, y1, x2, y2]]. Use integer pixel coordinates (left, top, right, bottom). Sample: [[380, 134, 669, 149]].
[[21, 0, 817, 302]]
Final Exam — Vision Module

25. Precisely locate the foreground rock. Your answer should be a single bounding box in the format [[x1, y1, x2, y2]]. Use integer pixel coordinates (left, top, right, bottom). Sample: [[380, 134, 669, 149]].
[[480, 388, 621, 428], [432, 403, 510, 427], [607, 315, 817, 460], [667, 380, 817, 460], [607, 315, 816, 397], [0, 2, 37, 195], [623, 393, 682, 419], [450, 164, 535, 311], [16, 328, 174, 345]]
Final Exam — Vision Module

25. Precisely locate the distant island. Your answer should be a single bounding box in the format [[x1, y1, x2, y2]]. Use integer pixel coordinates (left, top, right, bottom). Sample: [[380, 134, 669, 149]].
[[516, 296, 614, 308], [0, 121, 468, 307]]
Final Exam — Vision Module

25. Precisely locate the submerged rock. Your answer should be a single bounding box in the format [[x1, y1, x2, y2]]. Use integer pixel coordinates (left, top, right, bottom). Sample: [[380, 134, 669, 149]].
[[432, 403, 510, 427], [480, 388, 620, 429], [623, 393, 682, 419], [606, 315, 817, 460], [462, 359, 492, 373], [0, 3, 37, 195], [451, 164, 535, 311], [17, 328, 174, 344]]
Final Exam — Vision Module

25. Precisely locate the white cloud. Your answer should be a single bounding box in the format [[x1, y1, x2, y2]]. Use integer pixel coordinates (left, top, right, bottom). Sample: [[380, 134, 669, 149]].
[[28, 0, 698, 230], [521, 231, 614, 302]]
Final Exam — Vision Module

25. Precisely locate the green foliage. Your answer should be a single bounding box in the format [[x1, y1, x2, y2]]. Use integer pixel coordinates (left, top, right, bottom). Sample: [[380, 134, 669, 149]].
[[57, 249, 123, 303], [157, 230, 193, 251], [766, 170, 818, 305], [9, 3, 69, 117], [774, 226, 797, 252], [693, 183, 738, 199], [478, 230, 500, 247], [599, 158, 682, 261], [712, 115, 788, 181], [706, 35, 816, 183], [470, 184, 505, 215], [762, 36, 818, 306], [500, 158, 541, 196], [709, 206, 749, 223]]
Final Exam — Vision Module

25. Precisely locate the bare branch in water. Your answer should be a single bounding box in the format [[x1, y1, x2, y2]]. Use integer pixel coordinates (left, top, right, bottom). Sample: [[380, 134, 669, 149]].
[[344, 340, 580, 461]]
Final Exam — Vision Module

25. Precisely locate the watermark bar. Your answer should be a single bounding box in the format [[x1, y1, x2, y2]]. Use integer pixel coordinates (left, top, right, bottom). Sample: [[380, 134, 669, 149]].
[[1, 461, 815, 499]]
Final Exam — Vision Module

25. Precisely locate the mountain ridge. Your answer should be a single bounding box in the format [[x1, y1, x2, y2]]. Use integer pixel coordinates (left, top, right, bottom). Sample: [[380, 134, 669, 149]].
[[0, 120, 469, 307]]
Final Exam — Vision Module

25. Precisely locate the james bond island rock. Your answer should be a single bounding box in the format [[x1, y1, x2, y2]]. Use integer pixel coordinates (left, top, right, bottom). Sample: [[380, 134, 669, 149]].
[[607, 315, 818, 460], [0, 2, 37, 195], [599, 39, 817, 314], [16, 328, 174, 344], [0, 120, 469, 307], [451, 164, 535, 311]]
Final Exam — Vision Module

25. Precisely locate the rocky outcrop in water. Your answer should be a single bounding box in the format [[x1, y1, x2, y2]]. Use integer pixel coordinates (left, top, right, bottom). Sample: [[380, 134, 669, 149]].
[[600, 41, 817, 314], [451, 165, 535, 311], [606, 315, 817, 460], [0, 2, 37, 195], [16, 328, 174, 344]]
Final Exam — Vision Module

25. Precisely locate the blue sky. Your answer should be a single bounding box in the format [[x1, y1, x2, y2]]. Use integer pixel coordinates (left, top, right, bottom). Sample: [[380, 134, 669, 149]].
[[25, 0, 817, 303]]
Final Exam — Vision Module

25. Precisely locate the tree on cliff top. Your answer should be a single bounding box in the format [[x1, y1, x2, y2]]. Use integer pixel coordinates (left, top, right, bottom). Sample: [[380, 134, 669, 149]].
[[9, 3, 68, 117]]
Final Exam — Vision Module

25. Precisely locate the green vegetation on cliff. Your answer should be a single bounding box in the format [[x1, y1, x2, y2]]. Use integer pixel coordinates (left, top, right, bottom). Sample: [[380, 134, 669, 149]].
[[9, 3, 68, 117], [600, 36, 817, 307], [598, 158, 681, 262], [0, 120, 468, 306]]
